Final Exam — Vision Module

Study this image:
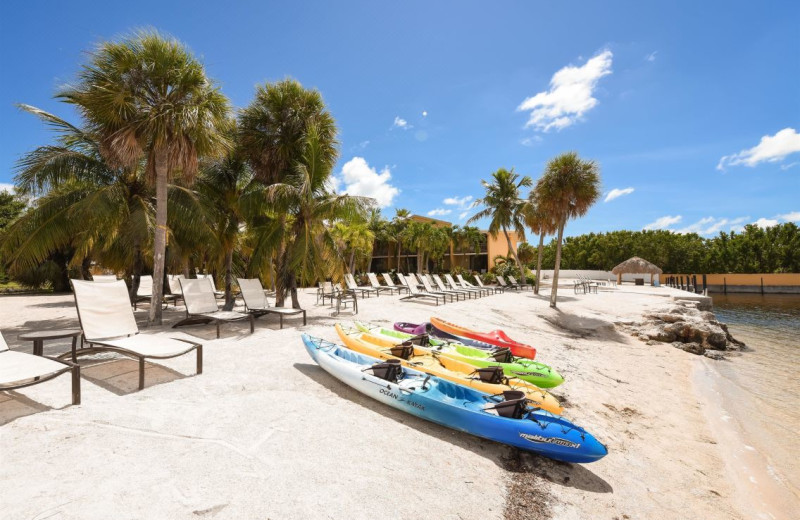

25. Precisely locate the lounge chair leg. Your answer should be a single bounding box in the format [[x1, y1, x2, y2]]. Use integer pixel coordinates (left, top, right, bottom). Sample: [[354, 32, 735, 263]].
[[303, 311, 307, 326], [138, 357, 145, 390], [71, 335, 78, 363], [279, 315, 283, 329], [216, 322, 221, 339], [197, 345, 203, 375], [71, 364, 81, 405]]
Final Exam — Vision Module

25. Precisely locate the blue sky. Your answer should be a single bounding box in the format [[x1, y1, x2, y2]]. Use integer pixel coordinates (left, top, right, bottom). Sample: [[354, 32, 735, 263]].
[[1, 0, 798, 238]]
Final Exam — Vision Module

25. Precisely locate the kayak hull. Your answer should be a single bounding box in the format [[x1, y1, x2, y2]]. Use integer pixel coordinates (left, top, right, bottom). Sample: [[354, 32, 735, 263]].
[[363, 322, 564, 388], [394, 321, 499, 351], [303, 334, 607, 463], [430, 316, 538, 360], [335, 324, 563, 414]]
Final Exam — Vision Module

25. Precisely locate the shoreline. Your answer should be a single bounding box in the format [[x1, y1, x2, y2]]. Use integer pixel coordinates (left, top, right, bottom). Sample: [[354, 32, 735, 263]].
[[0, 285, 795, 519]]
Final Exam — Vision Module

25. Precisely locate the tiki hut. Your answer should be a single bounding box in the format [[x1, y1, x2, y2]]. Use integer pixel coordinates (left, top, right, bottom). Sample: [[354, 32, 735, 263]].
[[611, 256, 663, 285]]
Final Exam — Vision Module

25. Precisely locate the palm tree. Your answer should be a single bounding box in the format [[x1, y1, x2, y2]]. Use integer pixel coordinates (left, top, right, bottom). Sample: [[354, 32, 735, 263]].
[[392, 208, 411, 272], [364, 208, 386, 272], [4, 105, 158, 297], [331, 220, 375, 274], [195, 140, 271, 310], [524, 192, 558, 294], [468, 168, 531, 283], [265, 124, 372, 308], [517, 242, 535, 266], [238, 79, 336, 306], [459, 225, 485, 271], [59, 31, 231, 325], [535, 152, 601, 308]]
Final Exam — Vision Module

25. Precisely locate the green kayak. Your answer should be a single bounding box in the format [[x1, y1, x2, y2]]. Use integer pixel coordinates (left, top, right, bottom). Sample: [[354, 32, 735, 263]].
[[354, 321, 564, 388]]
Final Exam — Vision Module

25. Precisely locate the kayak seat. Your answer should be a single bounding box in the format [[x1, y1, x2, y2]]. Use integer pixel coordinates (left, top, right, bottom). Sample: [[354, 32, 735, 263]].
[[370, 359, 402, 382], [491, 391, 528, 419], [491, 348, 512, 363], [390, 342, 415, 360], [474, 365, 505, 384]]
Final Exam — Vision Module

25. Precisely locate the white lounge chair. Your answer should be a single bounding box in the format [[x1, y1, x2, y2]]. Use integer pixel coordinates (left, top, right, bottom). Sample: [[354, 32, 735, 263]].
[[475, 274, 502, 294], [237, 278, 306, 328], [443, 273, 482, 298], [0, 331, 81, 405], [173, 278, 254, 338], [367, 273, 399, 295], [382, 273, 409, 294], [456, 274, 492, 296], [71, 279, 202, 390], [507, 275, 533, 291], [133, 275, 179, 310], [496, 275, 520, 292], [344, 273, 380, 298], [398, 273, 444, 305], [429, 274, 468, 300]]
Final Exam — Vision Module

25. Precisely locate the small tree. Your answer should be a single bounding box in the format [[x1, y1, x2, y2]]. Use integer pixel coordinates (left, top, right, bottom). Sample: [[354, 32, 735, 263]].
[[535, 152, 601, 308]]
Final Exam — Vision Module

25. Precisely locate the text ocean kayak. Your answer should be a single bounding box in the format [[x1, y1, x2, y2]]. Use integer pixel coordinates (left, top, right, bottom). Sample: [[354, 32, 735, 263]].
[[357, 322, 564, 388], [430, 317, 538, 359], [303, 334, 606, 463], [335, 323, 562, 414]]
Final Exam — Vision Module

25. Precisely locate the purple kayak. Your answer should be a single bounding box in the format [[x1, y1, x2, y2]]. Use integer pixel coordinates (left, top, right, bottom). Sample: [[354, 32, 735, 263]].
[[393, 321, 497, 351]]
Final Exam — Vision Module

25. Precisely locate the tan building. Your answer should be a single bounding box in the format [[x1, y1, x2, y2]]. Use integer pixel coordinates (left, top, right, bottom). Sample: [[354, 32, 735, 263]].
[[369, 215, 521, 273]]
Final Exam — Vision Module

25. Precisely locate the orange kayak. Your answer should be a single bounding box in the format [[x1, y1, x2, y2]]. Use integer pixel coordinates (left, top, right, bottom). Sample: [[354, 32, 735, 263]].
[[430, 316, 537, 359]]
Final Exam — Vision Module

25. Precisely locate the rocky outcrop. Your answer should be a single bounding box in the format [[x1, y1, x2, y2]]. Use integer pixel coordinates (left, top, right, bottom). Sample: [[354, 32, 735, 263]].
[[621, 301, 745, 359]]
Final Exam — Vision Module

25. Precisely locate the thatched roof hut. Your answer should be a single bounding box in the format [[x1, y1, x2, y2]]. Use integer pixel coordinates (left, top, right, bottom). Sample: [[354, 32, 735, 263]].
[[612, 256, 663, 275]]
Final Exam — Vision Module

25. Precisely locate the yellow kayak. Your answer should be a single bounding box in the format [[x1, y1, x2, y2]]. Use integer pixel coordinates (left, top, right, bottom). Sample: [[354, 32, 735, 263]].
[[335, 323, 563, 415]]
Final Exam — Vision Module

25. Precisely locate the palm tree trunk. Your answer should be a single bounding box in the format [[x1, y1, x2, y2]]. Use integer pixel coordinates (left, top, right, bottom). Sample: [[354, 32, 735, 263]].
[[148, 150, 168, 325], [349, 250, 355, 274], [182, 257, 190, 278], [289, 272, 300, 309], [535, 232, 545, 295], [222, 247, 234, 311], [396, 243, 402, 273], [550, 221, 565, 308], [503, 226, 525, 283], [130, 240, 143, 302]]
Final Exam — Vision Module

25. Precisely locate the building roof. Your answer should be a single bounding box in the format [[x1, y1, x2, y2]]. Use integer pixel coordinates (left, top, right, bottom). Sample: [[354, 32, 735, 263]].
[[611, 256, 663, 275]]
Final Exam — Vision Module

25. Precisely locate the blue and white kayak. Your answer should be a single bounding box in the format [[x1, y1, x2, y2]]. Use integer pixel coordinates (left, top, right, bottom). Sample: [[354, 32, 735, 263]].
[[303, 334, 607, 463]]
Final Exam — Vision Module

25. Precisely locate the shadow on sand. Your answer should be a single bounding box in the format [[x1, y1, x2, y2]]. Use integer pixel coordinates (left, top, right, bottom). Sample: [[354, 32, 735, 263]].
[[293, 361, 612, 494]]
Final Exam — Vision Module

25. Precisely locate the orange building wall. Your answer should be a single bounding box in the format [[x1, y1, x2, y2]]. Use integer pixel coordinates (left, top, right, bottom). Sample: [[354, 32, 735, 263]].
[[663, 273, 800, 286]]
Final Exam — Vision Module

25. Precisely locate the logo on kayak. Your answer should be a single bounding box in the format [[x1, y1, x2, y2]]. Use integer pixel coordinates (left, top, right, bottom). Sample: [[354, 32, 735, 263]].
[[519, 433, 580, 449], [380, 388, 425, 411], [514, 371, 546, 378]]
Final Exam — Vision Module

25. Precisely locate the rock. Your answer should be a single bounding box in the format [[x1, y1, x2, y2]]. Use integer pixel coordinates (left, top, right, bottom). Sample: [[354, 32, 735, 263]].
[[704, 351, 726, 360], [642, 326, 676, 343], [681, 343, 705, 355], [646, 340, 659, 346]]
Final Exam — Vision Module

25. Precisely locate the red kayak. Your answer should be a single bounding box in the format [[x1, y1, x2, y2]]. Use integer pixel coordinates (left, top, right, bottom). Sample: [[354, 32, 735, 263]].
[[430, 316, 537, 359]]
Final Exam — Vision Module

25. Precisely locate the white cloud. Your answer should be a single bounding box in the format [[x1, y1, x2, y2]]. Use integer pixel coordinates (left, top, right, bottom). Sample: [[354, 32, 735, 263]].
[[393, 116, 411, 130], [778, 211, 800, 222], [0, 183, 15, 193], [517, 49, 613, 132], [520, 135, 543, 147], [458, 211, 470, 221], [754, 218, 779, 229], [717, 128, 800, 170], [443, 195, 473, 208], [645, 51, 658, 62], [427, 208, 452, 217], [334, 157, 400, 208], [676, 216, 749, 235], [604, 187, 634, 202], [780, 161, 799, 171], [422, 111, 428, 117], [643, 215, 682, 230]]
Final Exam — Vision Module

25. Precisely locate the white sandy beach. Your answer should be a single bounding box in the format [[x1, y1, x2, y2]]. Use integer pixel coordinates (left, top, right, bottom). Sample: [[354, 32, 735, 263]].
[[0, 283, 795, 519]]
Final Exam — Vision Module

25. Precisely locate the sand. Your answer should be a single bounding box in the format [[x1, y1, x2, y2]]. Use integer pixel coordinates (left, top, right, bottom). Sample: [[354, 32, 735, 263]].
[[0, 283, 792, 519]]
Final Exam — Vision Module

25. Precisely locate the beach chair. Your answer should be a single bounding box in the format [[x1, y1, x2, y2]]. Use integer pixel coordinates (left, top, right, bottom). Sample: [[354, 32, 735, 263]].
[[432, 274, 472, 300], [198, 273, 226, 300], [382, 273, 409, 294], [418, 275, 457, 303], [496, 275, 521, 292], [507, 275, 533, 291], [237, 278, 306, 328], [71, 279, 202, 390], [332, 283, 358, 316], [92, 274, 118, 283], [173, 278, 254, 338], [367, 273, 399, 295], [345, 273, 380, 298], [398, 273, 445, 305], [457, 274, 492, 296], [475, 274, 503, 294], [427, 274, 467, 301], [317, 281, 337, 306], [443, 274, 483, 298], [133, 275, 179, 310], [0, 331, 81, 405]]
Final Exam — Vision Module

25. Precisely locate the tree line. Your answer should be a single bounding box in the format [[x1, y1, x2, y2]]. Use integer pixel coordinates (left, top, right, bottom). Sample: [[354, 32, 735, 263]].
[[522, 224, 800, 274]]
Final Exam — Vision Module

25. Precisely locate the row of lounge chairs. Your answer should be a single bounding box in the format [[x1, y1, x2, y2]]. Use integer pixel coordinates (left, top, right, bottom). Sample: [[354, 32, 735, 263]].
[[1, 275, 308, 407]]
